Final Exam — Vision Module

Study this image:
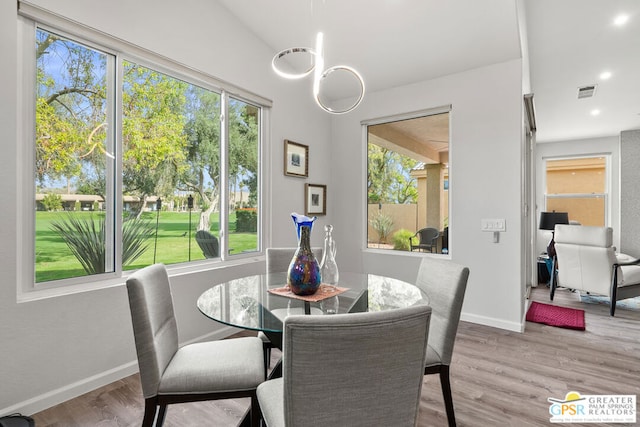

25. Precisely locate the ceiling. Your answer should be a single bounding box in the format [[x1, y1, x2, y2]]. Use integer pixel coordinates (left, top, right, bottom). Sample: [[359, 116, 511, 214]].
[[218, 0, 640, 143]]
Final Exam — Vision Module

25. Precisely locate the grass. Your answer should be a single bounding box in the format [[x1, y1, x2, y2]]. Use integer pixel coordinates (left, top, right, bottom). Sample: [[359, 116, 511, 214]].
[[35, 210, 257, 283]]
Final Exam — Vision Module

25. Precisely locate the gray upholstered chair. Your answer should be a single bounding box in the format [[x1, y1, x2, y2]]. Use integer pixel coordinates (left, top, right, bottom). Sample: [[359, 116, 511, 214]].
[[260, 247, 324, 369], [256, 304, 432, 427], [125, 263, 264, 427], [416, 257, 470, 427], [266, 247, 323, 275]]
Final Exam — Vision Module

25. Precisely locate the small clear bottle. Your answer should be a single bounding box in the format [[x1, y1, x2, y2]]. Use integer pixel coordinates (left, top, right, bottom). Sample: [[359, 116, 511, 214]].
[[320, 225, 339, 285]]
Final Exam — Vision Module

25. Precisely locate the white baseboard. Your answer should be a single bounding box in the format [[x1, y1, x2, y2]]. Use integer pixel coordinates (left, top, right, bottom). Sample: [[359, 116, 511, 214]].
[[1, 326, 236, 417], [461, 312, 524, 333], [0, 361, 139, 417]]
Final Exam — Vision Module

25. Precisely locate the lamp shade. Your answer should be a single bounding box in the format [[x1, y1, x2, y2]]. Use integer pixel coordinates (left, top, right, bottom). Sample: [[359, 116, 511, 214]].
[[539, 212, 569, 230]]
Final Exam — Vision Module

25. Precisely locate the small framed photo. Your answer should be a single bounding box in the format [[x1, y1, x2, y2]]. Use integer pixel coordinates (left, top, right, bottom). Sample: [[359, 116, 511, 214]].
[[284, 139, 309, 178], [305, 183, 326, 216]]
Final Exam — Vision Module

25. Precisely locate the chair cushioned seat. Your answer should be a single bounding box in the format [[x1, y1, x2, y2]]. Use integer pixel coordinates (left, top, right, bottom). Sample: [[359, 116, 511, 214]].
[[158, 337, 264, 395], [616, 253, 636, 263], [256, 377, 285, 426], [423, 344, 443, 367], [620, 264, 640, 287]]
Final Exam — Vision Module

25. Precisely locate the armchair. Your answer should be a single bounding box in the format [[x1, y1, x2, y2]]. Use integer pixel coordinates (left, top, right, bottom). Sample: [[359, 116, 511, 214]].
[[195, 230, 219, 258], [410, 227, 440, 253], [552, 224, 640, 316]]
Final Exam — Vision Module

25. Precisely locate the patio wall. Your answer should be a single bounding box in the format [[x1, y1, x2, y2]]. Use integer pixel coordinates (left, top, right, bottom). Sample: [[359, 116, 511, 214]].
[[367, 203, 417, 243]]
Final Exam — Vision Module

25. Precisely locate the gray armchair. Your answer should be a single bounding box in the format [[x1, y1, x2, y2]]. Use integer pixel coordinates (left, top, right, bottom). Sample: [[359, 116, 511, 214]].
[[416, 257, 470, 427], [125, 263, 264, 427], [256, 305, 432, 426]]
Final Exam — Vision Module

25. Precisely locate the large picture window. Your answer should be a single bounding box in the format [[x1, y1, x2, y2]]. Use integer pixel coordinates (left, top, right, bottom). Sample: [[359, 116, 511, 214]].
[[366, 109, 450, 254], [30, 24, 263, 286], [544, 156, 608, 226]]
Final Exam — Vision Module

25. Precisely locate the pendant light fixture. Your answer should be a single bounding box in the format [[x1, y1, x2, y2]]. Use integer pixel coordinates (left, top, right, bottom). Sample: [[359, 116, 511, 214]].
[[272, 31, 365, 114]]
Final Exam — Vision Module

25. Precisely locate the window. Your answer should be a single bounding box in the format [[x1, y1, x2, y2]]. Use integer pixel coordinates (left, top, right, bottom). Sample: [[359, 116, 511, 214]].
[[544, 156, 608, 226], [365, 108, 450, 253], [26, 19, 265, 288]]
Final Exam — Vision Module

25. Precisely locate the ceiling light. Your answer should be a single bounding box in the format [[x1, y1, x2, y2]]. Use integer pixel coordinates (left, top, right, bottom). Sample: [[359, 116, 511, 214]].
[[271, 47, 316, 79], [273, 32, 365, 114], [599, 71, 612, 80], [614, 14, 629, 26], [591, 109, 601, 116]]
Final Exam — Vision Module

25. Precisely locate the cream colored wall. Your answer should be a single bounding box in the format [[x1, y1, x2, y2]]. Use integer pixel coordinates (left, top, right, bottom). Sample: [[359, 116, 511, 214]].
[[367, 204, 417, 243]]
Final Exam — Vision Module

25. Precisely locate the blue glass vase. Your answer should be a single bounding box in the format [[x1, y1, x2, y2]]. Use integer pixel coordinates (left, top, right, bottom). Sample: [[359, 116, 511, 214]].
[[288, 213, 321, 295]]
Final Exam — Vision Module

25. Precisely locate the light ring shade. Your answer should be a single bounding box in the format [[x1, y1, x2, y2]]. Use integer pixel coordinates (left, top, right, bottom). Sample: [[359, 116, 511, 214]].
[[314, 65, 366, 114], [271, 47, 316, 79]]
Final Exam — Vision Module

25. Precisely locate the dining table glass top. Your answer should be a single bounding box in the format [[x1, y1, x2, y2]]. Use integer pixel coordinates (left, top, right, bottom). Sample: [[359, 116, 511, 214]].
[[197, 271, 429, 334]]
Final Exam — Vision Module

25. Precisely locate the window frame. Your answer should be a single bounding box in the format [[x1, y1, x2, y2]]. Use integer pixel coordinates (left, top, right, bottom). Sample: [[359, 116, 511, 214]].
[[17, 5, 271, 300], [361, 105, 452, 255]]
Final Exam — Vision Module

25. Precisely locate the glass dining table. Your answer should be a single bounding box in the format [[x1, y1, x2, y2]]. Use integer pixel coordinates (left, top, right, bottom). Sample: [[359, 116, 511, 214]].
[[197, 271, 429, 349]]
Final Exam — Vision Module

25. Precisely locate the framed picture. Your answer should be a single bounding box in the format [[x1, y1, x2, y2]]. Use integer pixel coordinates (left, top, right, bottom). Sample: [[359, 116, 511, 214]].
[[305, 183, 326, 216], [284, 139, 309, 178]]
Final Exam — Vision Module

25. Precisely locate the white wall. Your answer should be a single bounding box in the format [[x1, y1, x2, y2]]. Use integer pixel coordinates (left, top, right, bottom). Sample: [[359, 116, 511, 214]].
[[330, 59, 525, 332], [0, 0, 330, 415], [535, 136, 620, 254]]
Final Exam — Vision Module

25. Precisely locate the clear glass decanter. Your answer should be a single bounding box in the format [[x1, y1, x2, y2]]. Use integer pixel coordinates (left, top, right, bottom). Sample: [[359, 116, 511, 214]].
[[320, 224, 339, 285]]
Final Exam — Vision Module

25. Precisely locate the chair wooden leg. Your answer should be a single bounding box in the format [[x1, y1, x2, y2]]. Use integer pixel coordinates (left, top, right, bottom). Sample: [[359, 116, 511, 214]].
[[156, 404, 167, 427], [439, 366, 456, 427], [263, 342, 271, 378], [250, 393, 261, 427], [549, 256, 557, 301], [142, 398, 158, 427], [611, 267, 619, 316]]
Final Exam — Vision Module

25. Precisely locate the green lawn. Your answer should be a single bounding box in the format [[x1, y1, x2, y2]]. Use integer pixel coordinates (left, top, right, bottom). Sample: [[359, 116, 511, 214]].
[[35, 211, 257, 282]]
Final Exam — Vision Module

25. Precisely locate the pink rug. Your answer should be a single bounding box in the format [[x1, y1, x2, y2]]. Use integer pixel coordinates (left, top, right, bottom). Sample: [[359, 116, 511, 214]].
[[526, 301, 585, 330]]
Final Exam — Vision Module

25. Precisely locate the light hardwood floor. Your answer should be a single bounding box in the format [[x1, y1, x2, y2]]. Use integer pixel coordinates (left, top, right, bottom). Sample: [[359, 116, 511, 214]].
[[31, 285, 640, 426]]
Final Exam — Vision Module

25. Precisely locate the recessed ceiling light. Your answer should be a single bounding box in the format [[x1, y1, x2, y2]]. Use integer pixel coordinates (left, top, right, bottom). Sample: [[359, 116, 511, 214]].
[[614, 14, 629, 26], [600, 71, 612, 80], [591, 109, 601, 116]]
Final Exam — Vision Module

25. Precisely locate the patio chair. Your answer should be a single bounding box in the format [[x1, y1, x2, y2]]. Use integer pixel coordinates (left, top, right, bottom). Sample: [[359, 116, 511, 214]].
[[410, 227, 440, 253], [195, 230, 219, 258]]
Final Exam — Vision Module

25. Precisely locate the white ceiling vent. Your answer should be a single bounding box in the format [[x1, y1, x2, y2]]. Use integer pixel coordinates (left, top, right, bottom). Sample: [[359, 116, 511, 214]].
[[577, 85, 597, 99]]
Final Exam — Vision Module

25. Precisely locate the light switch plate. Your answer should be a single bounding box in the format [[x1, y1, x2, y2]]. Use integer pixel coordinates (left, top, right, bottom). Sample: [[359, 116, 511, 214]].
[[481, 218, 506, 232]]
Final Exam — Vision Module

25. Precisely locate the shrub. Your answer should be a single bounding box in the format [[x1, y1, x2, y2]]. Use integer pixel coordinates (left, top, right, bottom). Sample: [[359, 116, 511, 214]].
[[236, 208, 257, 232], [42, 193, 63, 211], [392, 229, 414, 251], [370, 212, 394, 243], [50, 213, 154, 274]]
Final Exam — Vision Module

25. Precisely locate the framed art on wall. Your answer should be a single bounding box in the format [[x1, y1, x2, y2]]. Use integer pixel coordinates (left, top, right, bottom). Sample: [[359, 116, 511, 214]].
[[305, 183, 326, 215], [284, 139, 309, 177]]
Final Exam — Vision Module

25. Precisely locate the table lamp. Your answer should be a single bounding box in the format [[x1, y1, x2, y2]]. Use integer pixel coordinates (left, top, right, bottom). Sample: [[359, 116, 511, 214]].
[[539, 211, 569, 257]]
